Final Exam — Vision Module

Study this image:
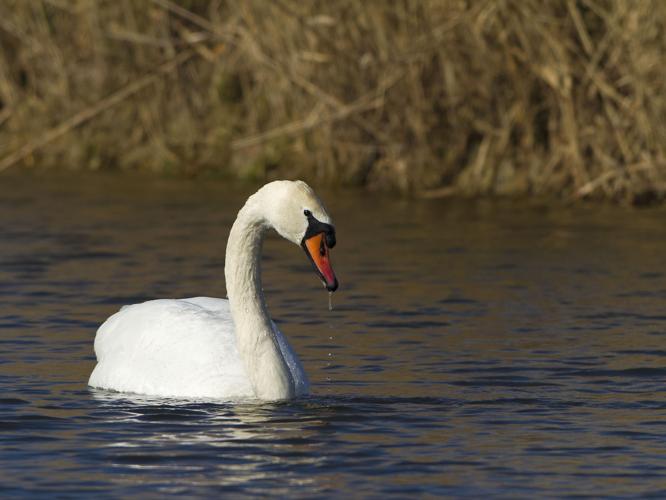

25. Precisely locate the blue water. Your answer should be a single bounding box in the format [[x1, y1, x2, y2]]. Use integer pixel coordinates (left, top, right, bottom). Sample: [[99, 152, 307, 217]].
[[1, 173, 665, 497]]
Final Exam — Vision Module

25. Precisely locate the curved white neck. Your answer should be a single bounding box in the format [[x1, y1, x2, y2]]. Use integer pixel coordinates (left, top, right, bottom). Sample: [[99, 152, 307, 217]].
[[224, 196, 294, 400]]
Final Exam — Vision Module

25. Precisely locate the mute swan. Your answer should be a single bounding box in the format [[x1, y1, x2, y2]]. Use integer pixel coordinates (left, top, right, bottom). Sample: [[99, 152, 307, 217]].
[[88, 180, 338, 400]]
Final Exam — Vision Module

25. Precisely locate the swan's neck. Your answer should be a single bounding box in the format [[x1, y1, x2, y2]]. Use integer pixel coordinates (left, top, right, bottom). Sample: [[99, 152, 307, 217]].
[[224, 199, 294, 400]]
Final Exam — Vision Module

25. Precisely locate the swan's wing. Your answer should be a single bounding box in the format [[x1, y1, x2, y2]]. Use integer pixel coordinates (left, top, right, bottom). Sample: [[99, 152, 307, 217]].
[[89, 298, 253, 399], [181, 296, 231, 314]]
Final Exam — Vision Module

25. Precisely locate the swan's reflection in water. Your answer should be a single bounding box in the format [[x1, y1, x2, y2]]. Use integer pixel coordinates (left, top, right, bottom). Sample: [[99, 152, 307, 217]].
[[89, 389, 455, 495], [91, 390, 333, 493]]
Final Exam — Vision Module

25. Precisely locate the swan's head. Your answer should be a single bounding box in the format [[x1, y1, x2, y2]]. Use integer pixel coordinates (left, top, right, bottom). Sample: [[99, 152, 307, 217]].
[[259, 180, 338, 292]]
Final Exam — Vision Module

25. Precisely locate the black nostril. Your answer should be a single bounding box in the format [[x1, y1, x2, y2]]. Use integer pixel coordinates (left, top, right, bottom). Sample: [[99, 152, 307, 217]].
[[326, 232, 336, 248]]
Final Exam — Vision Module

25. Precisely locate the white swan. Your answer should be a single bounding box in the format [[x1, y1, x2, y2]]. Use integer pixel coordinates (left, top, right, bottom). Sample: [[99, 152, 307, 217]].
[[88, 180, 338, 400]]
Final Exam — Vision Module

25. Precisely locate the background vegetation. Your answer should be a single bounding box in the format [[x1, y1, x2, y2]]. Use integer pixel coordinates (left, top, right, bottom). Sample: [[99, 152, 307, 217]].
[[0, 0, 665, 203]]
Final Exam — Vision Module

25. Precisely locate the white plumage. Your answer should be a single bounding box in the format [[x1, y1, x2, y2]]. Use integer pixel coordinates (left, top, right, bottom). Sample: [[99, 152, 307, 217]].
[[88, 180, 337, 400], [89, 297, 307, 399]]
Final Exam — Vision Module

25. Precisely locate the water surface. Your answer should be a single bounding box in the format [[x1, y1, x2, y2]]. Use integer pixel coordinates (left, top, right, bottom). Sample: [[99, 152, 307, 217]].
[[1, 173, 665, 497]]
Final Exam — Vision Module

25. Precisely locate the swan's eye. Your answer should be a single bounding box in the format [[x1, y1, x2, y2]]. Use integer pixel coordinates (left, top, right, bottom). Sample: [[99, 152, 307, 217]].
[[303, 209, 312, 217]]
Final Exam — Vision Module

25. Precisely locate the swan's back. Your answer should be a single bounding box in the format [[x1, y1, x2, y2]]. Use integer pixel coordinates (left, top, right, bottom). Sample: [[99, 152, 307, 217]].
[[89, 297, 308, 399]]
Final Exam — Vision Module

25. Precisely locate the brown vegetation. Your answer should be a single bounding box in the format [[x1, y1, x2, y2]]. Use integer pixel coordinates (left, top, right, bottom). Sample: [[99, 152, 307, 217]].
[[0, 1, 665, 203]]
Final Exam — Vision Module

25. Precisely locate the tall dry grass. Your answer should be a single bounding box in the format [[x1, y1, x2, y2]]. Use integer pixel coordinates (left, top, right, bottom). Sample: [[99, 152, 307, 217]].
[[0, 0, 665, 203]]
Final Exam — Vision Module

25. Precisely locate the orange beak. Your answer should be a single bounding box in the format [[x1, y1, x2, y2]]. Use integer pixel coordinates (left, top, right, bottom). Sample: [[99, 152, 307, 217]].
[[303, 232, 338, 291]]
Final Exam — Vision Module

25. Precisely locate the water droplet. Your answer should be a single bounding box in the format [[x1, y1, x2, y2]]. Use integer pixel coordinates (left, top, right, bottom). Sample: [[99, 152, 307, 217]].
[[328, 291, 333, 311]]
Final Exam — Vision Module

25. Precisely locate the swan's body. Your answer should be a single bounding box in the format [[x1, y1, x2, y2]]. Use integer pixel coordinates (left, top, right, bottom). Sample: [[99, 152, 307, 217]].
[[89, 297, 309, 399], [89, 180, 338, 400]]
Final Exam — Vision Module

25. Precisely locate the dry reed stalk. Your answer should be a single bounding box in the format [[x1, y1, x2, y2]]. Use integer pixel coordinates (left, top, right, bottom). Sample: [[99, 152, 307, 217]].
[[0, 0, 664, 203], [0, 50, 196, 172]]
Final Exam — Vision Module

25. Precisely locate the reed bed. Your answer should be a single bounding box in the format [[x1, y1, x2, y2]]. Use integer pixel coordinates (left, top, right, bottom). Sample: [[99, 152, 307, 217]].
[[0, 0, 665, 203]]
